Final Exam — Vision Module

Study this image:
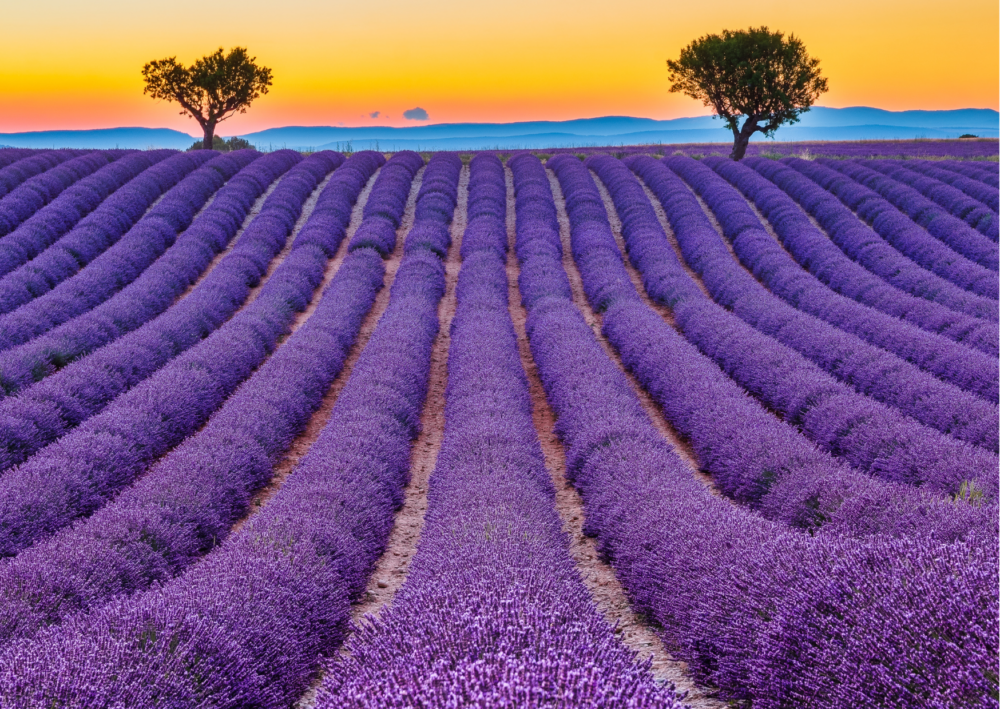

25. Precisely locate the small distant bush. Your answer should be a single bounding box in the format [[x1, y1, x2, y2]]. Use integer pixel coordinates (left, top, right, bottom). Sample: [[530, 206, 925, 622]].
[[959, 134, 978, 139], [188, 136, 254, 152]]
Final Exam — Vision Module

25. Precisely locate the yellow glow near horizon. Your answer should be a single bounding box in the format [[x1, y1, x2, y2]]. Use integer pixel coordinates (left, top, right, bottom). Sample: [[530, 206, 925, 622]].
[[0, 0, 996, 134]]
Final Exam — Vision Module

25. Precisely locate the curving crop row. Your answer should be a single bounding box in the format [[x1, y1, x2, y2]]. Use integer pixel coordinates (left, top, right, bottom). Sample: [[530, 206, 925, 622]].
[[0, 149, 37, 171], [0, 157, 449, 709], [510, 153, 997, 709], [317, 153, 677, 707], [749, 157, 999, 351], [793, 159, 999, 297], [349, 151, 425, 255], [856, 160, 1000, 271], [937, 159, 1000, 187], [772, 158, 1000, 320], [0, 153, 189, 312], [706, 158, 1000, 398], [659, 154, 999, 413], [0, 150, 80, 199], [0, 150, 224, 316], [571, 154, 999, 498], [0, 150, 306, 473], [0, 152, 346, 558], [0, 151, 246, 350], [0, 151, 218, 313], [879, 160, 1000, 241], [0, 150, 121, 238], [577, 155, 992, 541], [0, 153, 386, 649], [0, 151, 173, 279]]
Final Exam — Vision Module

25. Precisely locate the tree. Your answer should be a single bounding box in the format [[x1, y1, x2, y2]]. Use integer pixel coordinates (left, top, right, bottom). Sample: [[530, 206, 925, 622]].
[[667, 27, 828, 160], [142, 47, 272, 150]]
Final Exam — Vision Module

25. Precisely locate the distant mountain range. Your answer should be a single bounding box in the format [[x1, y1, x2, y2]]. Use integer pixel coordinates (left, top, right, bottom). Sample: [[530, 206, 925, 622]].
[[2, 107, 997, 151]]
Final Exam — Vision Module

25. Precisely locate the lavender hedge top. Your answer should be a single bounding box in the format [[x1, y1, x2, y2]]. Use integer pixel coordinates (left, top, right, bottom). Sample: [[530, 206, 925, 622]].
[[748, 157, 999, 352], [0, 151, 173, 280], [0, 152, 344, 558], [699, 157, 1000, 390], [0, 155, 448, 709], [317, 153, 679, 707], [580, 155, 992, 542], [509, 152, 997, 708], [0, 152, 386, 649], [549, 154, 998, 499], [0, 151, 122, 238], [0, 151, 305, 475], [663, 155, 999, 417], [0, 150, 81, 199], [0, 151, 244, 351], [801, 159, 999, 297]]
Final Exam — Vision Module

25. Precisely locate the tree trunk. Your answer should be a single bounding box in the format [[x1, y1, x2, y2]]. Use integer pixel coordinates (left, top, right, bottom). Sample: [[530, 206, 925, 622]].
[[202, 124, 216, 150], [730, 117, 758, 161]]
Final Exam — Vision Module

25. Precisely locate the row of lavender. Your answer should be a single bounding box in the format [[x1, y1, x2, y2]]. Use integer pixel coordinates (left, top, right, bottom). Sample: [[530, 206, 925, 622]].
[[0, 151, 447, 705], [576, 154, 992, 541], [316, 153, 680, 706], [0, 150, 294, 470], [509, 152, 995, 707], [0, 149, 388, 649], [0, 152, 352, 555]]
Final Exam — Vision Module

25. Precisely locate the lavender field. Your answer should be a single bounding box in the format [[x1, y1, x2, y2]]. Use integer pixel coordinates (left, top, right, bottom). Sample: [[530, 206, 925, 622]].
[[0, 144, 995, 708]]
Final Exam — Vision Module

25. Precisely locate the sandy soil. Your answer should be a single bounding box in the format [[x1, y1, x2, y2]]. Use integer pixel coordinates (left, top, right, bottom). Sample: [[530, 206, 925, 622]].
[[348, 164, 467, 622], [525, 168, 726, 707], [294, 165, 462, 709], [230, 167, 389, 533], [175, 173, 286, 302]]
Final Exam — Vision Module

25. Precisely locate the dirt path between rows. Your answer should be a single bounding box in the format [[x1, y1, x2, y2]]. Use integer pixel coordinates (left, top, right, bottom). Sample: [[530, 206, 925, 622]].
[[348, 164, 466, 622], [293, 164, 461, 709], [231, 166, 390, 532], [533, 167, 726, 707], [568, 170, 710, 489], [174, 169, 288, 302]]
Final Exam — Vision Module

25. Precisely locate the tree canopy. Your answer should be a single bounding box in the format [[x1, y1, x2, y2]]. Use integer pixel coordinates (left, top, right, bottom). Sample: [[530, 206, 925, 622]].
[[142, 47, 272, 150], [667, 27, 828, 160]]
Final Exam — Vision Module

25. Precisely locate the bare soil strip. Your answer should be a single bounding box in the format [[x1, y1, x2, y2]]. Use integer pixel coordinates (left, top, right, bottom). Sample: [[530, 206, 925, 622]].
[[175, 172, 287, 301], [294, 165, 461, 709], [534, 168, 726, 707], [230, 166, 393, 531], [349, 164, 467, 622], [559, 170, 708, 486]]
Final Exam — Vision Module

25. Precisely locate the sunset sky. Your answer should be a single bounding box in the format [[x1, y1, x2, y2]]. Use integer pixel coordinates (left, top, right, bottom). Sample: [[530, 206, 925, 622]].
[[1, 0, 996, 135]]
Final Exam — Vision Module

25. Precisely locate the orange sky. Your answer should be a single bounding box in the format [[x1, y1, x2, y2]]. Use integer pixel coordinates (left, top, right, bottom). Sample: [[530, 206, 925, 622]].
[[0, 0, 996, 134]]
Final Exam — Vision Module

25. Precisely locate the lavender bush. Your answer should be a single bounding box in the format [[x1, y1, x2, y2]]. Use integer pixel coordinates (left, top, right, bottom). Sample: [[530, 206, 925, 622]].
[[0, 155, 451, 709], [653, 154, 999, 414], [509, 152, 998, 708], [0, 151, 121, 238], [0, 150, 81, 199], [901, 159, 999, 213], [550, 154, 998, 497], [0, 151, 172, 279], [748, 157, 999, 350], [317, 153, 679, 707], [0, 152, 346, 557], [0, 151, 245, 350], [574, 155, 993, 540], [0, 150, 307, 473], [0, 153, 385, 647], [797, 159, 999, 297]]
